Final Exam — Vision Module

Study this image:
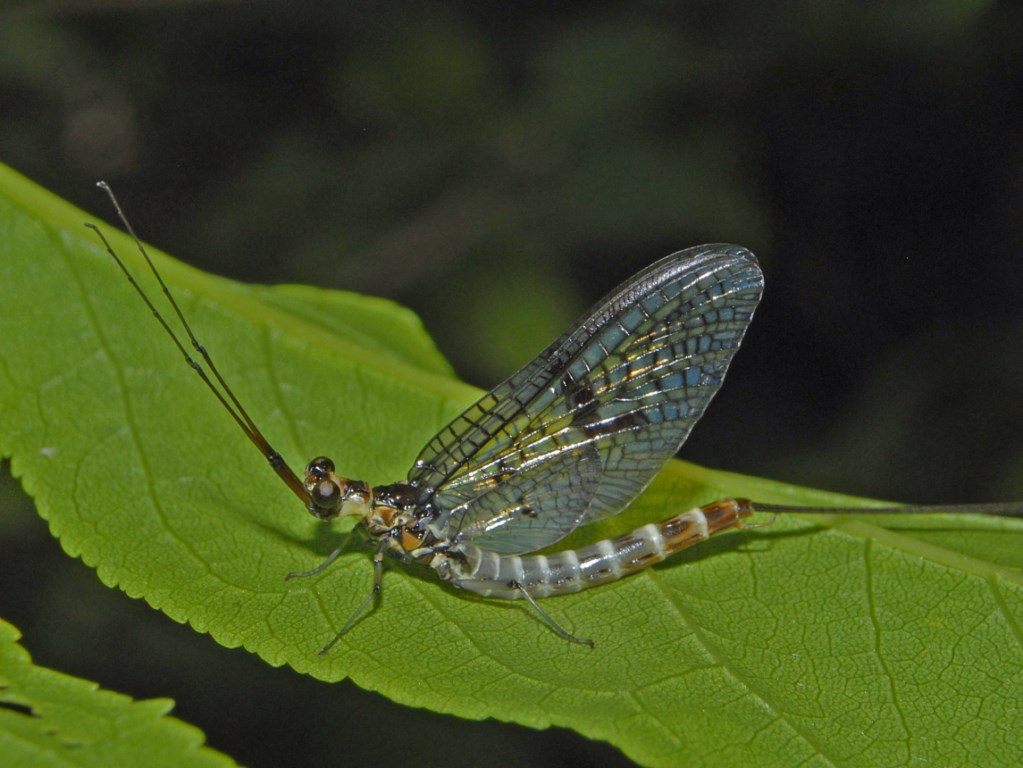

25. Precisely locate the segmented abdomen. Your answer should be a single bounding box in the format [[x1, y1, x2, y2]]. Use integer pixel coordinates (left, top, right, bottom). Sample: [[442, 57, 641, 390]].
[[447, 498, 754, 598]]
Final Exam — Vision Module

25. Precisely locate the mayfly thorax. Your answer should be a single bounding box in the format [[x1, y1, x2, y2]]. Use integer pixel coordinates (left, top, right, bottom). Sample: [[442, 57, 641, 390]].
[[88, 182, 1023, 653]]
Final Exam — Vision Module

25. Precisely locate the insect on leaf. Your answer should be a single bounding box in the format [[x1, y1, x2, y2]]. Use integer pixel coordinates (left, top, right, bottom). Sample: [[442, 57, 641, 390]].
[[1, 164, 1022, 768]]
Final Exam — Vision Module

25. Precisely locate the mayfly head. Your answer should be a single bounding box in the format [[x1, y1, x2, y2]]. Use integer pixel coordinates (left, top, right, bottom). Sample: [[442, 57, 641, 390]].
[[303, 456, 372, 521]]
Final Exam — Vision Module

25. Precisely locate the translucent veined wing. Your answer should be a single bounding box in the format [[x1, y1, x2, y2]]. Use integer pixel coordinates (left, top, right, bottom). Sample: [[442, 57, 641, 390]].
[[439, 444, 603, 556], [408, 244, 764, 540]]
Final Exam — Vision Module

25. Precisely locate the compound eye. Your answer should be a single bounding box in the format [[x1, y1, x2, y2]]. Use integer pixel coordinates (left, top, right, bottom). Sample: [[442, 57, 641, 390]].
[[311, 478, 341, 509], [306, 456, 335, 479]]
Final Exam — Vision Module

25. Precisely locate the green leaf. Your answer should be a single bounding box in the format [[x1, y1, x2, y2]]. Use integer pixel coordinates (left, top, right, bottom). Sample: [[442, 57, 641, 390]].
[[0, 617, 235, 767], [1, 163, 1022, 767]]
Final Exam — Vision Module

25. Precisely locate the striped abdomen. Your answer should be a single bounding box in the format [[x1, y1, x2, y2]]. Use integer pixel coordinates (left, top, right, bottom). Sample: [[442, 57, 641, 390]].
[[446, 498, 754, 599]]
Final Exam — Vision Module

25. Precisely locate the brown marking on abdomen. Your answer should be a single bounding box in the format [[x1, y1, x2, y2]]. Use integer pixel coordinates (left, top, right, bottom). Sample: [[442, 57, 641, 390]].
[[702, 497, 754, 533]]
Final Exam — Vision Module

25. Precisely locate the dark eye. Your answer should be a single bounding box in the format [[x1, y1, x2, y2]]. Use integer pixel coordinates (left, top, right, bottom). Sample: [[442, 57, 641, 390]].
[[312, 479, 341, 509], [306, 456, 335, 479]]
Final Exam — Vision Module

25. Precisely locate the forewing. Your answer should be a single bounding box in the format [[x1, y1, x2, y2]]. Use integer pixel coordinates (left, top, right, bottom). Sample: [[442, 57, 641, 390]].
[[439, 444, 603, 556], [409, 244, 764, 533]]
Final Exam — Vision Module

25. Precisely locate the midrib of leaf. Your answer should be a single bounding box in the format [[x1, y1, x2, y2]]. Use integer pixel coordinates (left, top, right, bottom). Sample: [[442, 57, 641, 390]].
[[670, 459, 1023, 581], [826, 518, 1023, 585]]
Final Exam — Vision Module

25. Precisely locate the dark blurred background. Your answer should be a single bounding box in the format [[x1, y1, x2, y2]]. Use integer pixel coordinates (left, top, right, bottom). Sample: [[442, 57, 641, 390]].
[[2, 2, 1022, 766]]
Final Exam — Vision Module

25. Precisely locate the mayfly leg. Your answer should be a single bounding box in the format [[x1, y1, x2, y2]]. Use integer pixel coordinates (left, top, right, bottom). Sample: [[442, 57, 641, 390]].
[[286, 546, 347, 580], [318, 540, 390, 655]]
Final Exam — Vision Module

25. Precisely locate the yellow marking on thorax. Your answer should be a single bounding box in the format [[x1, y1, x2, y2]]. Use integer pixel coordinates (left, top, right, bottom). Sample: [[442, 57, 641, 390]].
[[401, 527, 424, 552]]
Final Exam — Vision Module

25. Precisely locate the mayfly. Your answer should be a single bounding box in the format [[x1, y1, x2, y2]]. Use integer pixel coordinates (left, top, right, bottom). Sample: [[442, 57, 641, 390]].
[[88, 182, 1023, 652]]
